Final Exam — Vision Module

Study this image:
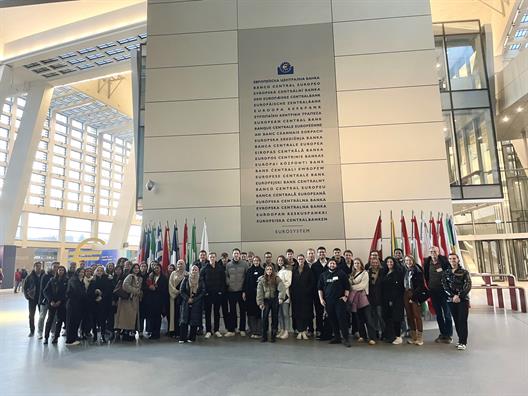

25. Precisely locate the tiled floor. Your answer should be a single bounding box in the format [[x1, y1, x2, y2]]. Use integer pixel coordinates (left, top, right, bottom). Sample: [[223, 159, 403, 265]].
[[0, 290, 526, 396]]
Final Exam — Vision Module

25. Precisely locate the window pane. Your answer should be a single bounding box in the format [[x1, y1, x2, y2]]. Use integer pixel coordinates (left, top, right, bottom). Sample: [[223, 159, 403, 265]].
[[28, 213, 60, 229], [66, 217, 91, 232], [27, 227, 59, 241], [453, 108, 500, 185], [443, 112, 460, 186], [446, 33, 487, 90]]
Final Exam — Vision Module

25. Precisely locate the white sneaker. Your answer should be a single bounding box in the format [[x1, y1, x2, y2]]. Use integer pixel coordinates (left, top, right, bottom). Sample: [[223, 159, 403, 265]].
[[224, 332, 235, 337], [277, 330, 284, 338], [240, 331, 246, 337], [301, 331, 309, 340], [296, 332, 302, 340], [204, 332, 212, 339], [37, 333, 43, 340], [392, 336, 403, 345], [178, 340, 185, 344], [65, 340, 80, 346], [251, 334, 259, 339], [280, 331, 289, 339], [457, 344, 466, 351], [214, 331, 223, 338]]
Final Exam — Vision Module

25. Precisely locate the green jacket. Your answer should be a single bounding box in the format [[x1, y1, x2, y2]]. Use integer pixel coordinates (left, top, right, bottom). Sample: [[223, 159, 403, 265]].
[[256, 275, 286, 306]]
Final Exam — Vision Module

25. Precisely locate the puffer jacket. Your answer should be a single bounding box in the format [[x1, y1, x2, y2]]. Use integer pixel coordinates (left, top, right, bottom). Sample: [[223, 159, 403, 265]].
[[256, 275, 286, 306], [442, 267, 472, 301], [226, 260, 249, 292]]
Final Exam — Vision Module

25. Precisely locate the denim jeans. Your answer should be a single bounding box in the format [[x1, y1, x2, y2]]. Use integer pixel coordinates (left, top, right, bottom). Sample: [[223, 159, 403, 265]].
[[430, 289, 453, 337], [278, 301, 291, 332]]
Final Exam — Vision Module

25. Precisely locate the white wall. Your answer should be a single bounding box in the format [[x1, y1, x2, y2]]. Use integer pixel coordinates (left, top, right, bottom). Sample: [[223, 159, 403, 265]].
[[144, 0, 452, 260]]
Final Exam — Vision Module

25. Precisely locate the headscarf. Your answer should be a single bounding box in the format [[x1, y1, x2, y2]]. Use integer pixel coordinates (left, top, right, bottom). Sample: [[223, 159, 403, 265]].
[[189, 265, 200, 296]]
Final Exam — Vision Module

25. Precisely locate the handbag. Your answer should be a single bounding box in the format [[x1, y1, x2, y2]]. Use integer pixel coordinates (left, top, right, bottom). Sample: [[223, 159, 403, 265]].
[[113, 280, 130, 299]]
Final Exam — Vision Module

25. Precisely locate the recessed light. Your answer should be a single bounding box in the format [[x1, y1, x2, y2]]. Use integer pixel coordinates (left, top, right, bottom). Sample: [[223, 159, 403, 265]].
[[517, 106, 524, 112], [502, 116, 510, 122], [436, 63, 441, 68]]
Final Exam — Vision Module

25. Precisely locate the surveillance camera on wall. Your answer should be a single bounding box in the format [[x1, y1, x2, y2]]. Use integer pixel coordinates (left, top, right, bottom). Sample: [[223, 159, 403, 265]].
[[146, 179, 157, 192]]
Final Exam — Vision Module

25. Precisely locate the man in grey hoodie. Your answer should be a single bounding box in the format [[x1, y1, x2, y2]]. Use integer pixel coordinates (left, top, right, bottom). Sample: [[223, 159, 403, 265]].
[[224, 248, 249, 337]]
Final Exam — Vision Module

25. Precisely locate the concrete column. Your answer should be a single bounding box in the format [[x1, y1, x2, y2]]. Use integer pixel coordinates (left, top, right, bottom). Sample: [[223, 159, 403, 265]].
[[106, 143, 136, 249], [0, 82, 54, 244], [0, 65, 13, 109]]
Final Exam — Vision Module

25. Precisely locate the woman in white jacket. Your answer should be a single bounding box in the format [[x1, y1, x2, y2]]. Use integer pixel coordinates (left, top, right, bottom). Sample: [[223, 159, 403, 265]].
[[277, 255, 292, 339], [350, 258, 376, 345]]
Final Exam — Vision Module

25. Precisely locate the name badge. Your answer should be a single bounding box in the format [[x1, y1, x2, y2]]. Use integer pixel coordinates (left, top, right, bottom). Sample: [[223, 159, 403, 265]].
[[254, 272, 259, 275], [436, 268, 443, 273]]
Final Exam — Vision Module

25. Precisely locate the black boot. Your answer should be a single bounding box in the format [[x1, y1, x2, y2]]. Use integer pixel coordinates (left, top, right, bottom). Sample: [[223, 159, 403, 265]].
[[271, 331, 277, 343], [261, 332, 268, 342]]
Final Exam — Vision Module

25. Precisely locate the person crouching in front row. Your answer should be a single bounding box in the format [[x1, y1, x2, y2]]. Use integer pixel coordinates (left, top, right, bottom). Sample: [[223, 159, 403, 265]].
[[257, 264, 286, 342]]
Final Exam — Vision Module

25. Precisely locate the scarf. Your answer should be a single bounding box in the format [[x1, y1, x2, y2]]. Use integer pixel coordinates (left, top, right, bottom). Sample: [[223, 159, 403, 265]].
[[189, 272, 199, 296], [83, 276, 93, 290]]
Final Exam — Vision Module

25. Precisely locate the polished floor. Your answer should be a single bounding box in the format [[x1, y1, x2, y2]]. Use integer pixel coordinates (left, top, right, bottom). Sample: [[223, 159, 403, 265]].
[[0, 290, 526, 396]]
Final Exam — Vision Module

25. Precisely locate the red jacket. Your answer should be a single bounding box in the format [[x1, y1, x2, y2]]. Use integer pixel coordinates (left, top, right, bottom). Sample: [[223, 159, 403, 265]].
[[15, 271, 22, 282]]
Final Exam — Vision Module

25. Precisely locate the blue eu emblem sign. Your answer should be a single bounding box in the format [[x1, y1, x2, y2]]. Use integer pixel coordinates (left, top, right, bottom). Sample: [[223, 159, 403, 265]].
[[277, 61, 294, 75]]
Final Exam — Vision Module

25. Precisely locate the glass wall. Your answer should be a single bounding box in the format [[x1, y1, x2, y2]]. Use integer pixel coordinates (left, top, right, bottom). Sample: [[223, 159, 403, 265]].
[[435, 21, 502, 200], [0, 93, 141, 254]]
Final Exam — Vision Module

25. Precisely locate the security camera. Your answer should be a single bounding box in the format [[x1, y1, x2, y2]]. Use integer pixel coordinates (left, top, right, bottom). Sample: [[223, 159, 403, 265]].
[[146, 179, 156, 192]]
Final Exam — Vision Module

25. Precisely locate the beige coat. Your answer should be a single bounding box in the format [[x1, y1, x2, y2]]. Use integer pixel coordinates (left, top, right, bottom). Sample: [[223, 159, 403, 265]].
[[168, 270, 186, 331], [114, 274, 142, 330]]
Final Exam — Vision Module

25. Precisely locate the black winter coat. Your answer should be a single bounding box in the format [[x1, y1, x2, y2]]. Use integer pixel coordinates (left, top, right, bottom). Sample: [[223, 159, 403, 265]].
[[310, 259, 327, 295], [43, 276, 68, 307], [66, 276, 86, 312], [244, 265, 264, 316], [380, 268, 405, 322], [442, 267, 472, 301], [179, 276, 205, 326], [291, 266, 314, 326], [39, 272, 54, 305], [144, 274, 169, 317], [23, 270, 44, 301], [87, 275, 112, 312], [200, 262, 227, 294], [368, 267, 383, 306], [406, 266, 429, 304]]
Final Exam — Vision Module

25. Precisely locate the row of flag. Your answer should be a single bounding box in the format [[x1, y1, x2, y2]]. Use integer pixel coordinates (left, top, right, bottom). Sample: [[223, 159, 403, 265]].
[[137, 219, 209, 273], [370, 211, 463, 266]]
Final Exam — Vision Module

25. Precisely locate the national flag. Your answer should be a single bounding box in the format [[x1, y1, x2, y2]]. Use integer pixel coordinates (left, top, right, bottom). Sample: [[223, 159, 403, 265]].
[[411, 215, 423, 265], [182, 220, 188, 262], [138, 227, 145, 263], [156, 223, 163, 262], [390, 211, 397, 256], [430, 215, 439, 251], [200, 220, 209, 254], [190, 220, 197, 265], [400, 212, 411, 255], [370, 214, 382, 257], [161, 225, 170, 274], [421, 215, 432, 260], [437, 214, 449, 255], [171, 222, 179, 265], [150, 225, 156, 262], [144, 226, 150, 262], [446, 214, 456, 252], [448, 214, 465, 268]]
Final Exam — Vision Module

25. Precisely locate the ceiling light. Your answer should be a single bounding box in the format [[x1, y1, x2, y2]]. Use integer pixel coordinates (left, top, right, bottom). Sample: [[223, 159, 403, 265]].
[[502, 116, 510, 122], [436, 63, 441, 68], [495, 219, 503, 224], [517, 106, 524, 112]]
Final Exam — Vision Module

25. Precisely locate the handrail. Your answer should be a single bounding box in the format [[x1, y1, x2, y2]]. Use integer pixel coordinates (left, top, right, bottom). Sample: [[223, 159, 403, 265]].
[[469, 272, 526, 313]]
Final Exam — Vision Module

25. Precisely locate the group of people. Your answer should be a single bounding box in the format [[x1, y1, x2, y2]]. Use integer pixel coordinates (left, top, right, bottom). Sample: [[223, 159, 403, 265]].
[[22, 246, 472, 350]]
